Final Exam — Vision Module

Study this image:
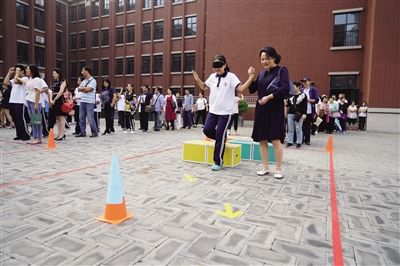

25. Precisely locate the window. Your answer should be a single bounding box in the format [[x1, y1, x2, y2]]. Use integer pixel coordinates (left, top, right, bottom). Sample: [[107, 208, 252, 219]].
[[116, 27, 124, 44], [171, 53, 181, 72], [92, 0, 100, 17], [153, 21, 163, 40], [70, 62, 78, 77], [116, 0, 124, 13], [79, 32, 86, 49], [126, 57, 134, 74], [330, 75, 357, 90], [153, 0, 164, 7], [333, 12, 360, 47], [56, 59, 62, 70], [185, 16, 197, 36], [101, 29, 109, 46], [34, 9, 45, 31], [17, 42, 29, 63], [92, 30, 99, 47], [56, 31, 62, 53], [70, 6, 77, 21], [0, 38, 3, 62], [35, 46, 45, 66], [153, 54, 163, 73], [115, 58, 124, 75], [102, 0, 110, 16], [173, 0, 183, 3], [141, 55, 150, 74], [79, 4, 86, 20], [126, 0, 135, 11], [79, 61, 86, 73], [16, 2, 29, 26], [143, 0, 151, 9], [101, 59, 109, 76], [92, 60, 99, 76], [172, 18, 182, 38], [56, 2, 62, 24], [184, 52, 195, 72], [126, 25, 135, 43], [70, 33, 77, 49], [142, 23, 151, 42]]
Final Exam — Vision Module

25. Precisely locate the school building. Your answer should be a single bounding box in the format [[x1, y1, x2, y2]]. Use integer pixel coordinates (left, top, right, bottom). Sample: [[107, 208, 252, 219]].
[[0, 0, 398, 132]]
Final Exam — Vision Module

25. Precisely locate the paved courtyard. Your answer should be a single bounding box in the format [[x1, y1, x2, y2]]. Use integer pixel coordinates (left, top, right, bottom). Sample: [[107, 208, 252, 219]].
[[0, 123, 399, 266]]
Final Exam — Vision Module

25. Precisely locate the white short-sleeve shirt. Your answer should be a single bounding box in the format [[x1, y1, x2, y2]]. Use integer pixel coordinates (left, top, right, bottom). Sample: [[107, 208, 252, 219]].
[[205, 72, 241, 115], [9, 77, 29, 104], [39, 78, 49, 105], [25, 77, 45, 103], [196, 97, 207, 111]]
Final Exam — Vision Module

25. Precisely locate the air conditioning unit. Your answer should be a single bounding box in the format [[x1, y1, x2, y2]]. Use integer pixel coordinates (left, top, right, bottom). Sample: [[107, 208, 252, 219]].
[[35, 35, 45, 44], [85, 0, 91, 7], [35, 0, 44, 6]]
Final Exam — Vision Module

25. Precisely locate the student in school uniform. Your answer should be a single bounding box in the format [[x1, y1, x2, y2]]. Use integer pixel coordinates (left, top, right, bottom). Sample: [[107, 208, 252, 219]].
[[192, 55, 255, 171]]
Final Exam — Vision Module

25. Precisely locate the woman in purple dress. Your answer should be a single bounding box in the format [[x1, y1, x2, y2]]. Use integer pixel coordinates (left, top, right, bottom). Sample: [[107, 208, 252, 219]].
[[248, 47, 290, 179]]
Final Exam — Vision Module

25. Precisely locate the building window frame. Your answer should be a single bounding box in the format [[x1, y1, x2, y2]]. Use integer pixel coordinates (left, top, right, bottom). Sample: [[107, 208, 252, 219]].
[[126, 24, 135, 44], [153, 20, 164, 41], [115, 57, 124, 76], [126, 0, 136, 12], [69, 5, 77, 22], [171, 17, 183, 39], [329, 73, 359, 90], [92, 29, 100, 48], [115, 26, 124, 45], [185, 15, 197, 37], [153, 0, 164, 8], [70, 33, 78, 50], [101, 58, 109, 76], [171, 52, 182, 73], [92, 0, 100, 18], [16, 1, 29, 27], [125, 56, 135, 75], [101, 0, 110, 16], [101, 28, 109, 47], [142, 22, 152, 42], [17, 40, 29, 64], [116, 0, 124, 13], [142, 0, 151, 9], [78, 3, 86, 21], [141, 54, 151, 75], [183, 51, 195, 73], [78, 31, 87, 50], [92, 59, 99, 76], [153, 53, 163, 74], [331, 8, 363, 48], [34, 7, 46, 32]]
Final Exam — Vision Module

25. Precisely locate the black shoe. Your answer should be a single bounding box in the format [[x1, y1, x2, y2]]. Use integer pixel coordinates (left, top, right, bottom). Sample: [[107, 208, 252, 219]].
[[296, 144, 301, 149], [21, 137, 30, 141], [154, 129, 160, 131], [55, 135, 66, 141], [102, 131, 109, 135], [89, 134, 98, 138], [13, 137, 21, 140], [75, 134, 86, 137], [286, 143, 293, 147], [305, 142, 311, 145], [193, 125, 197, 128]]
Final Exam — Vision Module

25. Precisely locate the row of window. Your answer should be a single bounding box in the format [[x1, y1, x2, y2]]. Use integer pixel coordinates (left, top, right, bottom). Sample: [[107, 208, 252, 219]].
[[70, 0, 191, 21], [70, 17, 196, 49], [16, 2, 64, 30], [16, 42, 45, 66], [70, 52, 195, 77]]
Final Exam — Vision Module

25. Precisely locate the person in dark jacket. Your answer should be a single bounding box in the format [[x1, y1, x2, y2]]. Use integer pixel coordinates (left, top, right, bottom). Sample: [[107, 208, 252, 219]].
[[286, 81, 308, 148], [300, 77, 319, 145]]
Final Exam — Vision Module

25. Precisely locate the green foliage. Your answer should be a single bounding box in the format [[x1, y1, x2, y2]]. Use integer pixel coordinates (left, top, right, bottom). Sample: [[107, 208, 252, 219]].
[[238, 100, 248, 114]]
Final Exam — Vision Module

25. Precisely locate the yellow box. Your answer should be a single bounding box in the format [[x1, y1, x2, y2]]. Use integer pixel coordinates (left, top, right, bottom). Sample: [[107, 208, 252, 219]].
[[182, 140, 209, 163], [207, 143, 241, 167]]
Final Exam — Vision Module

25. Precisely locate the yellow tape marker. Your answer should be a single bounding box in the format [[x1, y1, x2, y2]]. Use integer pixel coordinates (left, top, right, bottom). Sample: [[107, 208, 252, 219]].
[[184, 173, 197, 182], [215, 203, 243, 219]]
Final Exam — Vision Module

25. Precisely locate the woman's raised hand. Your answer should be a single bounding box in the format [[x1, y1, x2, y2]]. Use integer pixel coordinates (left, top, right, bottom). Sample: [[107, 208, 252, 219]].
[[248, 67, 256, 80]]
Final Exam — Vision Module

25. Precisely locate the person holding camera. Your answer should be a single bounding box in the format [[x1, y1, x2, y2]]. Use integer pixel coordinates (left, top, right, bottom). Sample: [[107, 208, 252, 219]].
[[286, 81, 307, 149]]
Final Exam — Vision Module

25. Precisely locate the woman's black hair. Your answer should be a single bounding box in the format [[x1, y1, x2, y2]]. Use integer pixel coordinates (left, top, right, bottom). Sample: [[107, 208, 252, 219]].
[[15, 64, 26, 73], [53, 68, 63, 81], [83, 66, 92, 75], [293, 81, 302, 87], [212, 55, 230, 72], [260, 46, 281, 64], [28, 65, 40, 79], [102, 78, 111, 89]]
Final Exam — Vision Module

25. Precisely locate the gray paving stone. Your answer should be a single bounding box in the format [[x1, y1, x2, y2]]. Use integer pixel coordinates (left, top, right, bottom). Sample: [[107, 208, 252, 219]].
[[380, 244, 400, 266], [28, 222, 77, 243], [247, 228, 275, 249], [187, 221, 227, 236], [23, 213, 64, 228], [350, 229, 399, 246], [268, 201, 290, 214], [168, 210, 199, 226], [0, 225, 42, 247], [137, 212, 169, 229], [354, 248, 388, 266], [142, 238, 186, 265], [347, 214, 374, 232], [0, 216, 29, 233], [216, 230, 249, 255], [44, 235, 96, 257], [32, 252, 73, 266], [71, 246, 115, 265], [168, 256, 208, 266], [206, 250, 263, 266], [325, 254, 356, 266], [1, 257, 29, 266], [102, 242, 153, 266], [272, 240, 323, 261], [242, 245, 297, 265], [123, 227, 168, 246], [2, 239, 55, 264], [89, 232, 132, 250], [276, 223, 303, 244], [179, 236, 219, 260], [156, 224, 200, 242], [242, 216, 279, 229], [214, 219, 255, 234]]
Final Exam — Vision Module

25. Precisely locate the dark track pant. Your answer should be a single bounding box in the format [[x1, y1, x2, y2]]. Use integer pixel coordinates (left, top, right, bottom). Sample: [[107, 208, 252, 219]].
[[203, 113, 232, 166], [11, 103, 30, 140]]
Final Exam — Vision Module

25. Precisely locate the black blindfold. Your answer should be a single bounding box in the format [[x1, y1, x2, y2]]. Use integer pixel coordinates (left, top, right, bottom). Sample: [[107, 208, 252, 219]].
[[212, 61, 224, 68]]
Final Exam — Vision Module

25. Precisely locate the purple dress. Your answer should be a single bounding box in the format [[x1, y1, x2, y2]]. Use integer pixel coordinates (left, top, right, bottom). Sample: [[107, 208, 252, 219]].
[[250, 65, 290, 143]]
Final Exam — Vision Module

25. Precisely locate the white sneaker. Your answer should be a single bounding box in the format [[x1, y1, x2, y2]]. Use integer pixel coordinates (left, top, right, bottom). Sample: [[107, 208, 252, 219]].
[[228, 130, 231, 135], [122, 130, 128, 134], [234, 130, 238, 135], [130, 130, 135, 134], [257, 169, 270, 176]]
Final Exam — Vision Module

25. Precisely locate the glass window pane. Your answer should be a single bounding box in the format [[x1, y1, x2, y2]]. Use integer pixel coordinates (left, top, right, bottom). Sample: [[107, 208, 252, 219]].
[[17, 42, 29, 63], [102, 0, 110, 15], [92, 60, 99, 76], [102, 59, 109, 76], [70, 6, 77, 21], [143, 0, 151, 8], [101, 29, 109, 46], [153, 55, 163, 73], [347, 12, 359, 23], [334, 14, 346, 25], [126, 25, 135, 43], [172, 18, 182, 38], [16, 3, 29, 26], [184, 52, 195, 72], [126, 0, 135, 11], [56, 31, 62, 53], [142, 23, 151, 41], [56, 2, 62, 24], [171, 53, 181, 72], [141, 56, 150, 74], [154, 21, 163, 40], [34, 9, 45, 31], [79, 32, 86, 49], [70, 34, 77, 49], [116, 27, 124, 44], [126, 57, 134, 74], [70, 62, 78, 77], [92, 0, 100, 17], [92, 30, 99, 47], [115, 58, 124, 75], [185, 16, 197, 36], [79, 4, 86, 20]]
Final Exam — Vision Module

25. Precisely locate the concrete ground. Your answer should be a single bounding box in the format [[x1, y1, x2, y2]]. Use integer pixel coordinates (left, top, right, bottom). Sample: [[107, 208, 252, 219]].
[[0, 122, 399, 266]]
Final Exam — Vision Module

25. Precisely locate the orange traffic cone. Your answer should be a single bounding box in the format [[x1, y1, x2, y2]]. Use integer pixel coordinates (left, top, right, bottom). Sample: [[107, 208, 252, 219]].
[[47, 128, 56, 149], [97, 155, 133, 224]]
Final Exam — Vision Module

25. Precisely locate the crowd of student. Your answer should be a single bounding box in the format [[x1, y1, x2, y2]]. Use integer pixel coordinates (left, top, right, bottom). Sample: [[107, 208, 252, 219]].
[[1, 49, 369, 178]]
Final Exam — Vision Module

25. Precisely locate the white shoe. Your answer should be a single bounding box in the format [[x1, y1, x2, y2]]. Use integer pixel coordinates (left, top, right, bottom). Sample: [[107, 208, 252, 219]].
[[257, 169, 270, 176], [274, 171, 284, 179], [227, 130, 231, 135], [122, 130, 128, 134], [130, 130, 135, 134], [234, 131, 238, 135]]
